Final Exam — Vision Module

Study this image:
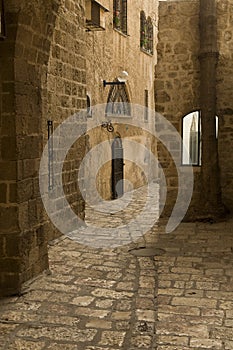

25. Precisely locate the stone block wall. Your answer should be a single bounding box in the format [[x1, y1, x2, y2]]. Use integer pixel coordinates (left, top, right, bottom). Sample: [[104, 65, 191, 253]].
[[155, 0, 233, 218], [155, 0, 201, 217], [0, 0, 87, 296], [217, 0, 233, 211], [86, 0, 159, 200], [44, 0, 87, 241]]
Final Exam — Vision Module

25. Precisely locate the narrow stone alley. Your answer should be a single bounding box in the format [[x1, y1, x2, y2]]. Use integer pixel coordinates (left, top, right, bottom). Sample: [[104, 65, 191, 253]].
[[0, 185, 233, 349]]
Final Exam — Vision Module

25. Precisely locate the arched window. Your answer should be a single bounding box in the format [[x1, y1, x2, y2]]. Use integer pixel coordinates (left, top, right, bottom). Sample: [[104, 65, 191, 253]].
[[113, 0, 127, 34], [106, 82, 131, 117], [182, 111, 218, 166], [182, 111, 201, 165], [140, 12, 153, 55]]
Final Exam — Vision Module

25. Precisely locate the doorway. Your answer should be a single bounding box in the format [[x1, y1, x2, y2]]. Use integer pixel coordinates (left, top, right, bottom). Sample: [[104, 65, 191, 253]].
[[111, 137, 124, 199]]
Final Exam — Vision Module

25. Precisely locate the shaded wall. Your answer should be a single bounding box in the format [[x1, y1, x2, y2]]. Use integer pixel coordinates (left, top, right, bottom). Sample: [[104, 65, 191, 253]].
[[155, 0, 233, 217], [0, 0, 86, 296], [217, 0, 233, 211]]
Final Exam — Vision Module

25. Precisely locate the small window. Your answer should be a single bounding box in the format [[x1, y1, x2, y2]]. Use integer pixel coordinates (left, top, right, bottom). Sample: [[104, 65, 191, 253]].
[[140, 12, 153, 55], [182, 112, 201, 165], [113, 0, 127, 34], [86, 95, 92, 117], [182, 111, 218, 166], [144, 90, 149, 121]]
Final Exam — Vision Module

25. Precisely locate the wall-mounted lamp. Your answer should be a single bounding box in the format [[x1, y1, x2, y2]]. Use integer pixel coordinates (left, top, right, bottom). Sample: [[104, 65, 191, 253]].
[[103, 71, 129, 87]]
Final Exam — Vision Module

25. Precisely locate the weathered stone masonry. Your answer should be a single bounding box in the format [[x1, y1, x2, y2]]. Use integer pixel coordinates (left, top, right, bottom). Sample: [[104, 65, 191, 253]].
[[0, 0, 87, 296], [155, 0, 233, 217]]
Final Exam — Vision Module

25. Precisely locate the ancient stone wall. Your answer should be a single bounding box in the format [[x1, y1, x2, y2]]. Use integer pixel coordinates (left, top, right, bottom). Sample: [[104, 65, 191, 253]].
[[217, 0, 233, 211], [44, 0, 87, 240], [86, 0, 159, 200], [155, 0, 201, 217], [155, 0, 233, 217], [0, 0, 86, 296]]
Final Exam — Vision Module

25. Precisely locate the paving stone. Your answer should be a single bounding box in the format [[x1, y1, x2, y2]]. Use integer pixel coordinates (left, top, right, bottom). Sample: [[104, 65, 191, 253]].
[[71, 296, 95, 306], [135, 297, 155, 309], [7, 339, 46, 350], [91, 288, 134, 299], [171, 296, 217, 308], [39, 314, 80, 326], [157, 335, 189, 346], [95, 299, 114, 309], [157, 322, 209, 338], [98, 330, 126, 346], [0, 310, 40, 324], [136, 309, 155, 322], [155, 219, 233, 349], [115, 321, 131, 331], [189, 338, 223, 348], [115, 299, 132, 311], [111, 311, 132, 320], [0, 189, 232, 350], [130, 334, 153, 348], [116, 281, 136, 291], [86, 319, 112, 329], [17, 326, 97, 342], [74, 307, 110, 318]]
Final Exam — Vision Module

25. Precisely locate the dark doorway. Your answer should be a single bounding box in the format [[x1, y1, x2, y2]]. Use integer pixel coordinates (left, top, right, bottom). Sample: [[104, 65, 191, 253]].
[[112, 137, 124, 199]]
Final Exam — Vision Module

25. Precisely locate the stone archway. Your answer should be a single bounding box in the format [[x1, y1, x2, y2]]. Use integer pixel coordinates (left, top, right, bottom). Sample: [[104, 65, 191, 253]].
[[0, 0, 87, 296]]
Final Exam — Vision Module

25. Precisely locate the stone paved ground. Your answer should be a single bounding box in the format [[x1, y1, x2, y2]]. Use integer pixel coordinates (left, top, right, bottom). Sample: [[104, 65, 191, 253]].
[[156, 219, 233, 350], [0, 185, 159, 350], [0, 184, 233, 350]]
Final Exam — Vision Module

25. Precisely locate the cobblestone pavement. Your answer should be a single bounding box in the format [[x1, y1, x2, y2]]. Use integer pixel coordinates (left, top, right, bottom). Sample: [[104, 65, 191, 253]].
[[0, 185, 159, 350], [0, 184, 233, 349], [156, 219, 233, 350]]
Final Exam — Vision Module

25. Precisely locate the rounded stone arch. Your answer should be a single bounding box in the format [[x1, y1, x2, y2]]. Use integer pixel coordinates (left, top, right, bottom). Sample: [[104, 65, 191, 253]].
[[0, 0, 67, 296], [5, 0, 64, 144]]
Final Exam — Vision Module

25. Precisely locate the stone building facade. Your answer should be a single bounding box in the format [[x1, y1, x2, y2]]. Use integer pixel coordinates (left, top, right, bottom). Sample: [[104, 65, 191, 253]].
[[0, 0, 159, 297], [1, 0, 232, 297], [155, 0, 233, 217], [86, 0, 159, 200], [0, 0, 87, 296]]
